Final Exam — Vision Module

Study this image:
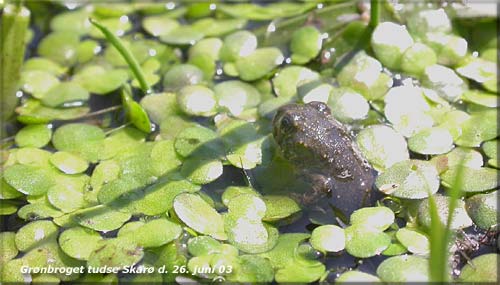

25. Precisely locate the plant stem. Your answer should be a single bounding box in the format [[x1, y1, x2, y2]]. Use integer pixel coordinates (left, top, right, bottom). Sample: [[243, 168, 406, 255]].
[[89, 18, 151, 94], [369, 0, 380, 30], [1, 4, 30, 130]]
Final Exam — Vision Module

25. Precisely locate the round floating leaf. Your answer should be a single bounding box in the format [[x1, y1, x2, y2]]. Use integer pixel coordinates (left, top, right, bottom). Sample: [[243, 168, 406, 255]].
[[417, 194, 473, 230], [220, 30, 257, 61], [174, 126, 223, 158], [47, 179, 86, 213], [73, 205, 131, 232], [0, 232, 18, 264], [350, 206, 395, 231], [23, 57, 67, 76], [181, 158, 223, 185], [192, 18, 247, 37], [20, 70, 59, 98], [0, 201, 17, 216], [395, 228, 430, 255], [187, 236, 222, 256], [38, 32, 80, 65], [50, 151, 89, 174], [4, 164, 55, 196], [59, 227, 102, 260], [140, 92, 182, 124], [259, 233, 310, 268], [137, 179, 200, 216], [221, 186, 259, 206], [236, 48, 284, 81], [337, 52, 392, 100], [408, 127, 454, 155], [400, 43, 437, 76], [345, 226, 391, 258], [87, 237, 143, 269], [274, 258, 325, 283], [431, 147, 483, 174], [229, 255, 274, 283], [142, 15, 179, 36], [482, 140, 497, 166], [375, 160, 440, 199], [214, 80, 261, 116], [371, 22, 414, 69], [465, 191, 498, 230], [336, 271, 381, 283], [159, 26, 204, 45], [456, 110, 497, 147], [188, 38, 223, 61], [150, 140, 183, 176], [459, 254, 498, 282], [162, 64, 204, 91], [310, 225, 345, 253], [14, 124, 52, 148], [376, 255, 430, 282], [16, 99, 90, 124], [356, 125, 409, 172], [328, 87, 369, 123], [225, 216, 278, 254], [441, 166, 499, 193], [290, 26, 322, 64], [14, 220, 58, 252], [272, 66, 319, 98], [177, 85, 217, 117], [16, 147, 52, 167], [0, 175, 23, 199], [51, 9, 91, 35], [122, 218, 182, 248], [173, 193, 226, 240], [262, 195, 301, 222], [73, 65, 129, 95], [41, 82, 89, 108], [52, 123, 105, 162], [17, 202, 63, 220], [462, 90, 499, 108]]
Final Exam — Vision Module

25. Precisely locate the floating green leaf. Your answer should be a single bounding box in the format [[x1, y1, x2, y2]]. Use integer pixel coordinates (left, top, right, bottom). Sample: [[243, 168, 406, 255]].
[[345, 226, 391, 258], [4, 164, 54, 196], [290, 26, 322, 64], [441, 166, 499, 193], [59, 227, 102, 260], [40, 82, 89, 108], [236, 48, 284, 81], [375, 160, 440, 199], [121, 218, 182, 248], [14, 124, 52, 148], [459, 254, 498, 282], [73, 205, 131, 232], [14, 220, 58, 251], [408, 127, 454, 155], [173, 193, 226, 240], [310, 225, 345, 253], [0, 232, 18, 264], [50, 151, 89, 174], [376, 255, 430, 282], [87, 237, 143, 269], [52, 123, 105, 162], [356, 125, 409, 172], [465, 191, 498, 230], [73, 65, 129, 95], [20, 70, 59, 98], [395, 228, 430, 255]]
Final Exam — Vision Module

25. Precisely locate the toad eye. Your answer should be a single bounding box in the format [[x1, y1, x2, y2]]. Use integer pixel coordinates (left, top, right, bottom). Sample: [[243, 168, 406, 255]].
[[280, 116, 295, 133]]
